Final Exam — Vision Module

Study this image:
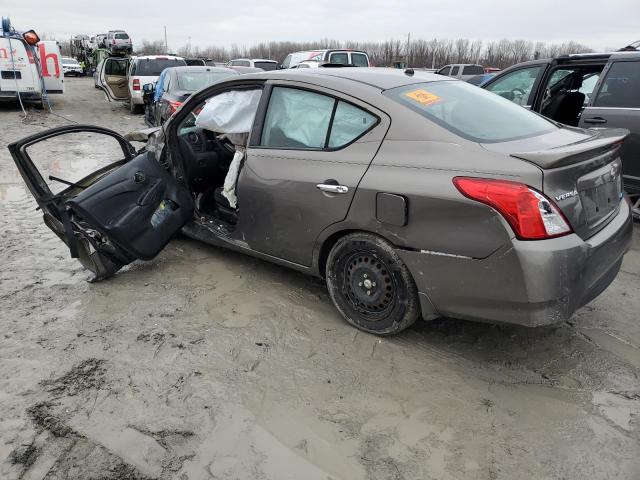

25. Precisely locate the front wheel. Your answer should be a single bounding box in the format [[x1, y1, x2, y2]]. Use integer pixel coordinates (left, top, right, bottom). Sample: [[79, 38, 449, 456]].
[[325, 233, 421, 335]]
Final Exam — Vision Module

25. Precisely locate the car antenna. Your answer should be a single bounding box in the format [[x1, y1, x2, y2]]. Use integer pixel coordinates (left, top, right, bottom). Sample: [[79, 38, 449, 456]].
[[404, 68, 414, 76]]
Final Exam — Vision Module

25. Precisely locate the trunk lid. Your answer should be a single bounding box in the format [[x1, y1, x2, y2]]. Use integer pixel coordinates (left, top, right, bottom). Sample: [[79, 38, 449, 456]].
[[483, 127, 628, 239]]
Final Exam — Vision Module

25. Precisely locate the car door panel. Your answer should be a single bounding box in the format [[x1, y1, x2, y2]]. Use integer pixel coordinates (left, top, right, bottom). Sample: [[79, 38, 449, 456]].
[[9, 125, 192, 273], [99, 58, 129, 100], [67, 152, 194, 260], [236, 84, 390, 266], [579, 59, 640, 191]]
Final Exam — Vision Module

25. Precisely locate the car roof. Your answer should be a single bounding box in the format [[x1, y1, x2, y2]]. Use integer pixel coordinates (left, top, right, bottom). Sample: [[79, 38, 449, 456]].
[[231, 58, 277, 62], [241, 67, 453, 90], [167, 66, 239, 74]]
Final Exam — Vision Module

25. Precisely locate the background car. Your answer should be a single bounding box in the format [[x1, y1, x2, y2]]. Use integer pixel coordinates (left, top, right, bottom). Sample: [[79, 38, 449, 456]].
[[481, 51, 640, 216], [61, 57, 83, 76], [127, 55, 187, 113], [281, 49, 371, 68], [436, 64, 485, 80], [106, 30, 132, 55], [228, 58, 278, 70], [144, 66, 239, 126]]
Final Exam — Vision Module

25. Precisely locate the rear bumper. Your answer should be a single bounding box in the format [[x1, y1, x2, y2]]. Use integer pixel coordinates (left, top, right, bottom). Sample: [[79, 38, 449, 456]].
[[398, 199, 633, 327], [130, 90, 143, 105]]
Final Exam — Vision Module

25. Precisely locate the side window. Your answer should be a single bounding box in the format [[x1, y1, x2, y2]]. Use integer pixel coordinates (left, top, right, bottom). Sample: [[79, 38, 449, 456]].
[[330, 52, 349, 65], [282, 55, 291, 68], [261, 87, 334, 149], [129, 61, 136, 77], [439, 66, 451, 76], [163, 76, 171, 92], [351, 53, 369, 67], [450, 66, 460, 76], [328, 101, 377, 148], [485, 66, 541, 106], [104, 59, 126, 76], [594, 61, 640, 108]]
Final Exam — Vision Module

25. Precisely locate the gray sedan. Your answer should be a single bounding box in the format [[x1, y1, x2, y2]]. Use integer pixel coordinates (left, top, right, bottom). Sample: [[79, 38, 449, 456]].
[[9, 68, 633, 335]]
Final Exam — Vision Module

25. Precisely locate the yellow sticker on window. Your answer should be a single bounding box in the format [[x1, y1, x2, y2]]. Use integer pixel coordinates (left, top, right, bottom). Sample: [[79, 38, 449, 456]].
[[404, 89, 442, 106]]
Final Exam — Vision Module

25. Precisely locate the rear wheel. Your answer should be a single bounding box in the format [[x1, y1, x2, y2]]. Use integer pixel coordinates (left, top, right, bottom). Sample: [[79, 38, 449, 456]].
[[325, 233, 421, 335], [629, 192, 640, 221]]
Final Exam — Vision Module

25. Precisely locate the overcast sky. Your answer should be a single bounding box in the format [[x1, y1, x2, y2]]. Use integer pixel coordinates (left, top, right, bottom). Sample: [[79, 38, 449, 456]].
[[5, 0, 639, 52]]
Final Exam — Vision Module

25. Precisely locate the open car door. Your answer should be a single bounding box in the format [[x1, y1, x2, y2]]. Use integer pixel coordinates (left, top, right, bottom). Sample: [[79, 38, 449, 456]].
[[8, 125, 194, 279], [98, 57, 130, 101]]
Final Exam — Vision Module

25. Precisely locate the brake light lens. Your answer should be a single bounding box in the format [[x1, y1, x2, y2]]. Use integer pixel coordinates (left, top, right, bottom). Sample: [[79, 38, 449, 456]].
[[453, 177, 572, 240], [133, 79, 140, 91], [168, 100, 182, 113]]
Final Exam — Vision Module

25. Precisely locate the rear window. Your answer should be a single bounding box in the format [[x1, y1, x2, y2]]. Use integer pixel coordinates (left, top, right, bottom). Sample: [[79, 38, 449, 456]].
[[254, 61, 278, 71], [384, 81, 556, 143], [231, 60, 250, 67], [594, 61, 640, 108], [177, 70, 238, 91], [462, 65, 484, 75], [115, 33, 129, 39], [135, 58, 187, 76], [61, 58, 77, 65], [185, 59, 205, 66]]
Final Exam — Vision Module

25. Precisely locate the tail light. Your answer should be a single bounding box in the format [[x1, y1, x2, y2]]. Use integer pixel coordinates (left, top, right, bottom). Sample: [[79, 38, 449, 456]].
[[133, 79, 140, 91], [112, 39, 116, 45], [168, 100, 182, 113], [453, 177, 572, 240]]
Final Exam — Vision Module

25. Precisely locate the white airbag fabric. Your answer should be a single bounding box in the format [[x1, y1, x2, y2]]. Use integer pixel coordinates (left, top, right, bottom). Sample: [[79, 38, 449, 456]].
[[195, 90, 262, 209], [195, 89, 262, 134]]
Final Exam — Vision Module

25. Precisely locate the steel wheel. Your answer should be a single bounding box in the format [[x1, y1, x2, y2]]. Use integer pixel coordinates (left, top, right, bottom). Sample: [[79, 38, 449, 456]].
[[326, 233, 421, 335]]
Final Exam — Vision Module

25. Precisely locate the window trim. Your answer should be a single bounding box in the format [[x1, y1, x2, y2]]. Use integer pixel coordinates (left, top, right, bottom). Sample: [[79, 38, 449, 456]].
[[250, 84, 380, 152]]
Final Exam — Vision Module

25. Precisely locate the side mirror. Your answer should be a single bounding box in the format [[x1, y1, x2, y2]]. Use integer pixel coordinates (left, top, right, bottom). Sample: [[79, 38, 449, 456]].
[[142, 83, 154, 93]]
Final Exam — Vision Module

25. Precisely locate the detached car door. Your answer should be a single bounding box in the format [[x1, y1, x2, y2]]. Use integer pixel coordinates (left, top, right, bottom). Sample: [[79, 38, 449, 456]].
[[8, 125, 193, 279], [238, 83, 389, 266], [579, 57, 640, 194]]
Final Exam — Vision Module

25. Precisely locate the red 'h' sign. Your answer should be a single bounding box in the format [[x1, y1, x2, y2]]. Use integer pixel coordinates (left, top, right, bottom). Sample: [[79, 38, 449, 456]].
[[38, 43, 60, 78]]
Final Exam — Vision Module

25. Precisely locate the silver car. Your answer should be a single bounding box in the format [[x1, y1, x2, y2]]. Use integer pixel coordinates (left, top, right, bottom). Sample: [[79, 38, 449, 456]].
[[9, 68, 633, 335]]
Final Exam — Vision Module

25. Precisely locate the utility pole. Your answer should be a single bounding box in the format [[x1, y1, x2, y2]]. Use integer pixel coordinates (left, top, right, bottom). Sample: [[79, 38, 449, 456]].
[[164, 26, 168, 53]]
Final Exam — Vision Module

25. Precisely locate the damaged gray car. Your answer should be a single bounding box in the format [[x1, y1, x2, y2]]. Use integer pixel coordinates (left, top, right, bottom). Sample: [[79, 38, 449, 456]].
[[9, 68, 634, 335]]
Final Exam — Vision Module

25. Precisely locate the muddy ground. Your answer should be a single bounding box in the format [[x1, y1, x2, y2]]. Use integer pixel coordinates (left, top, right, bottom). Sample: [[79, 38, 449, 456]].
[[0, 77, 639, 479]]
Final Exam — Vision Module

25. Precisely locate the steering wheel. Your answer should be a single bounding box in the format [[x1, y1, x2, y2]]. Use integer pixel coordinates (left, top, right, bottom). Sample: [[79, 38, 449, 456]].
[[511, 88, 526, 98]]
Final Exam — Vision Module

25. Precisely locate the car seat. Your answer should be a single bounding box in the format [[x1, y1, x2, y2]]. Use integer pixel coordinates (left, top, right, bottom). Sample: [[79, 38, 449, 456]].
[[542, 73, 585, 126]]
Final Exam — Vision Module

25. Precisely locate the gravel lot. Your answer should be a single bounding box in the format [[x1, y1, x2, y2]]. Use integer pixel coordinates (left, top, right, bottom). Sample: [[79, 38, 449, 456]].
[[0, 77, 639, 480]]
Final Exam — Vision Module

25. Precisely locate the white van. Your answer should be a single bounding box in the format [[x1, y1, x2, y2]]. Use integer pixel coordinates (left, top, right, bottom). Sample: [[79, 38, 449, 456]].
[[281, 49, 371, 69], [0, 33, 64, 105]]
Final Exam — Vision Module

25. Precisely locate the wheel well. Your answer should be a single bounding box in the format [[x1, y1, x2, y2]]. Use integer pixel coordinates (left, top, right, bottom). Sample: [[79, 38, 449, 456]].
[[318, 229, 401, 278], [317, 229, 358, 278]]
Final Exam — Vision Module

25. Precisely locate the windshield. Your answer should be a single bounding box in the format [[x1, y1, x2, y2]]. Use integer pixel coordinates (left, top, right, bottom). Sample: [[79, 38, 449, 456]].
[[136, 58, 187, 76], [254, 61, 278, 71], [385, 81, 557, 143], [115, 33, 129, 39], [176, 70, 238, 91]]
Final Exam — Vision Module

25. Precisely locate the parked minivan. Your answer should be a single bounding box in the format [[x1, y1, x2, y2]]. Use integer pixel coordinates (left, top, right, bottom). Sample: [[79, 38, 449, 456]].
[[0, 31, 64, 106], [106, 30, 132, 55], [436, 64, 485, 81], [281, 49, 371, 68]]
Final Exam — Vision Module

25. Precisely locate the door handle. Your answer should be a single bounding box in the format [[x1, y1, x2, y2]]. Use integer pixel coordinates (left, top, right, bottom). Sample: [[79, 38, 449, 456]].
[[583, 117, 607, 124], [316, 184, 349, 194]]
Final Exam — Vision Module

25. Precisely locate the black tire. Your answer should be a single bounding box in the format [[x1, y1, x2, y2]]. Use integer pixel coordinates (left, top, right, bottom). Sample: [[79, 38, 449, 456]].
[[325, 232, 421, 335]]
